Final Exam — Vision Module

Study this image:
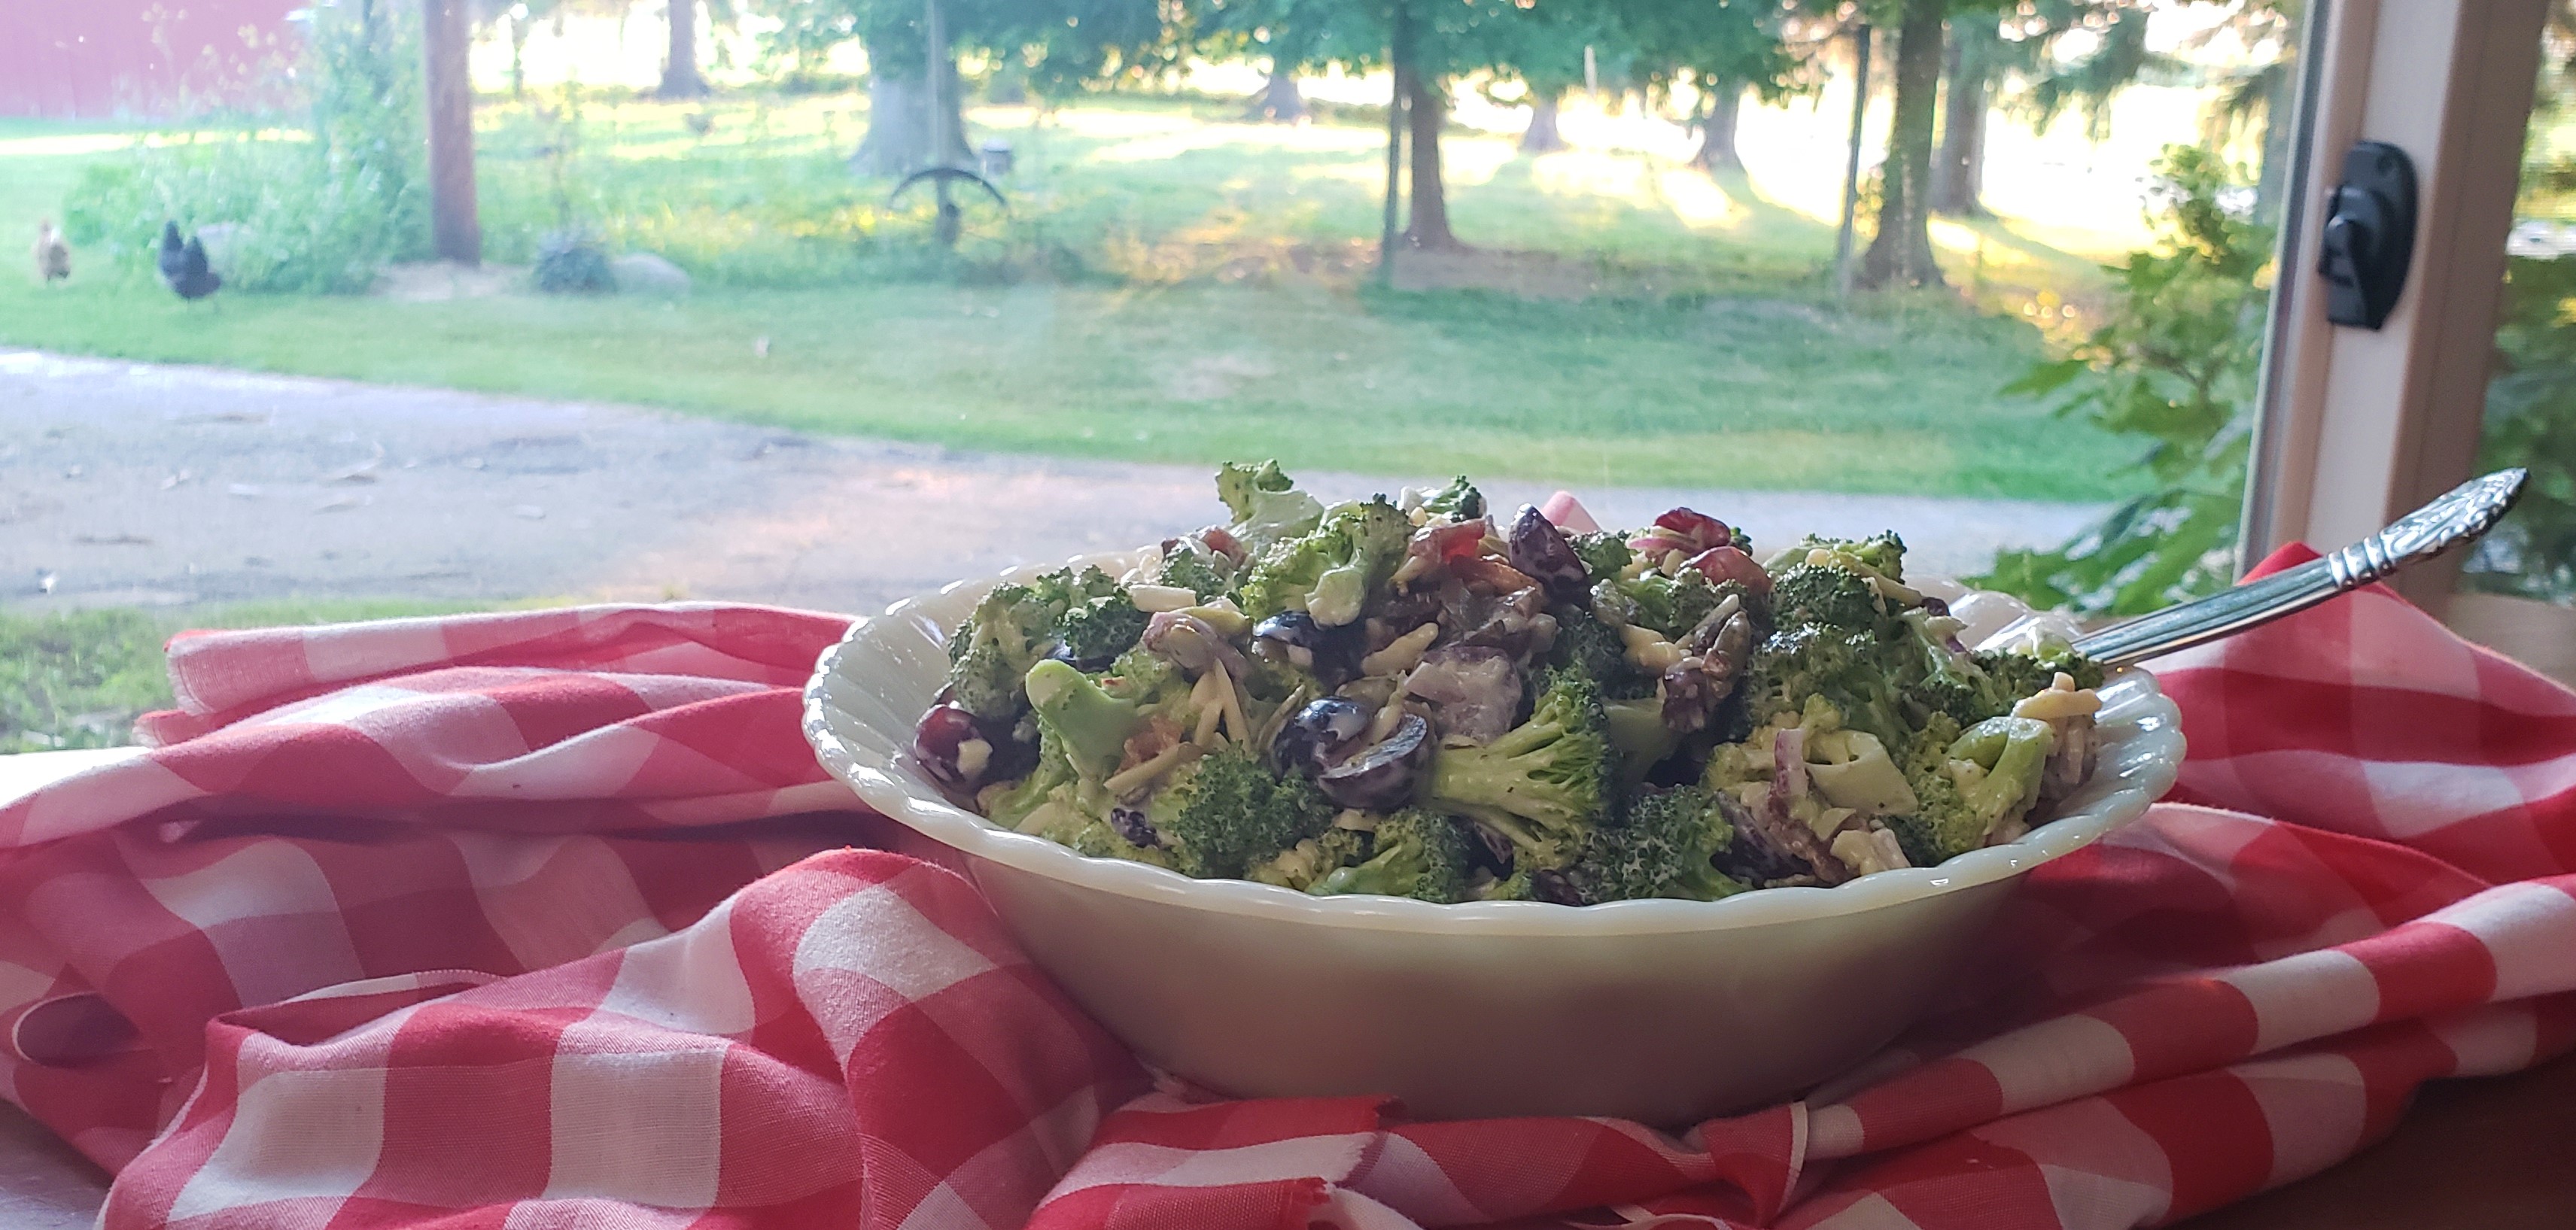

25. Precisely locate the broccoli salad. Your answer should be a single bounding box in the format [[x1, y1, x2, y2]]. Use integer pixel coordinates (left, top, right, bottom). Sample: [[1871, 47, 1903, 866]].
[[908, 463, 2109, 906]]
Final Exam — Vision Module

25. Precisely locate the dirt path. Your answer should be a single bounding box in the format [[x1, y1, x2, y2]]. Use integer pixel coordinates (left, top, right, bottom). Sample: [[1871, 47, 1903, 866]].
[[1, 349, 2106, 617]]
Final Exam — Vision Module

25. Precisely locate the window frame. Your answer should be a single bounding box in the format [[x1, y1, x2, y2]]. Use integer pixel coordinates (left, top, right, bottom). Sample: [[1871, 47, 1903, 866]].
[[2242, 0, 2553, 612]]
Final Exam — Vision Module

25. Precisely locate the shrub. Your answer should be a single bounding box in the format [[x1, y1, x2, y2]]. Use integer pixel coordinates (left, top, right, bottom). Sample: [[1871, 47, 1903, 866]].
[[1977, 147, 2272, 615], [59, 0, 429, 293], [2462, 255, 2576, 603], [533, 231, 614, 293]]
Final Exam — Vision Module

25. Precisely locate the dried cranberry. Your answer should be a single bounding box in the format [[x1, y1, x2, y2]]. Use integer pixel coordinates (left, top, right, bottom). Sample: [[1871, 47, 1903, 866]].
[[1109, 806, 1163, 849]]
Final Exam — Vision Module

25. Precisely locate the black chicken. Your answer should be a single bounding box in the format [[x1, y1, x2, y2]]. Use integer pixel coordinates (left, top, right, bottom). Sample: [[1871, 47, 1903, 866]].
[[157, 221, 186, 286], [159, 223, 221, 303]]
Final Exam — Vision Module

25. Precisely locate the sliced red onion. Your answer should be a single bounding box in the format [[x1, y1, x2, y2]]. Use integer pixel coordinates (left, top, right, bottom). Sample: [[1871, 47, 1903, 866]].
[[1770, 725, 1810, 812]]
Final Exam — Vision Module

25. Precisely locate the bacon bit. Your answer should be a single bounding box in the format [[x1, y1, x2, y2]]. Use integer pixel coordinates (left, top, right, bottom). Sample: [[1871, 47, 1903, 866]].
[[1653, 508, 1732, 554], [1121, 715, 1185, 768], [1451, 555, 1537, 595], [1200, 526, 1246, 563], [1413, 520, 1487, 562]]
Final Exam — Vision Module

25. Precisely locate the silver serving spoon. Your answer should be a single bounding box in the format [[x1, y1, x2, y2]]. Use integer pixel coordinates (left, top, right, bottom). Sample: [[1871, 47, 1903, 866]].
[[2072, 467, 2529, 668]]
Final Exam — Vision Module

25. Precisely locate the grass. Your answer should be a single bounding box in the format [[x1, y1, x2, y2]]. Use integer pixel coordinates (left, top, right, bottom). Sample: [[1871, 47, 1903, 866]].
[[0, 272, 2124, 498], [2, 93, 2151, 501], [0, 597, 537, 752]]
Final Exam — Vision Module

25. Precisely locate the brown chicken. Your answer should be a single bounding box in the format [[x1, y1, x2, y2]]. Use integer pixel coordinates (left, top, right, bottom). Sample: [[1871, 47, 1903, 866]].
[[32, 220, 68, 285]]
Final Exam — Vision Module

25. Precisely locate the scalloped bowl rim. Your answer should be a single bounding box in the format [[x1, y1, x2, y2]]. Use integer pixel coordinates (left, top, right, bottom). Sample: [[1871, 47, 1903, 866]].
[[804, 552, 2183, 938]]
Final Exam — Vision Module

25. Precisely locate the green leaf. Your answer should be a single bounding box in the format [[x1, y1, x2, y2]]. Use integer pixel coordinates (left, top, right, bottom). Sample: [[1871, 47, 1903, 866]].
[[2000, 358, 2088, 399]]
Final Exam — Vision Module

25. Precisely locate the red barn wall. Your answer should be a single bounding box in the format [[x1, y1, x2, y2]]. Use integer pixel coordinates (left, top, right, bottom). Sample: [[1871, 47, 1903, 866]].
[[0, 0, 309, 119]]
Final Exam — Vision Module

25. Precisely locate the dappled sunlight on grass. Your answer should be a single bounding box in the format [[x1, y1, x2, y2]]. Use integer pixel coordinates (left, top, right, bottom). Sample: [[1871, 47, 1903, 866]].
[[0, 87, 2200, 503], [1655, 170, 1745, 231], [1528, 150, 1657, 206], [1289, 160, 1383, 189]]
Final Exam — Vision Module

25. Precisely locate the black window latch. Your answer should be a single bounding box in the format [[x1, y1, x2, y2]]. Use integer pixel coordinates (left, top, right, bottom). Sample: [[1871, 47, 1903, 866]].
[[2316, 140, 2417, 330]]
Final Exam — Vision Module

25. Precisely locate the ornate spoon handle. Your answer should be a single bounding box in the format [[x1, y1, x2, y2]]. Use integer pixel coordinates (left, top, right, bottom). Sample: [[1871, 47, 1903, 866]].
[[2072, 468, 2529, 668]]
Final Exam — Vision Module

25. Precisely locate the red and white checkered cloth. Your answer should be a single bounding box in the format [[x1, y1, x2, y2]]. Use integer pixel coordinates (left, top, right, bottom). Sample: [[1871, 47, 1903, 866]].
[[4, 552, 2573, 1229]]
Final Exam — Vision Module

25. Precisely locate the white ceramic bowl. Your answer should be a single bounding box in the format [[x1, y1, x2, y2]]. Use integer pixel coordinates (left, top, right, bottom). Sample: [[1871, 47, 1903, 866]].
[[803, 553, 2183, 1125]]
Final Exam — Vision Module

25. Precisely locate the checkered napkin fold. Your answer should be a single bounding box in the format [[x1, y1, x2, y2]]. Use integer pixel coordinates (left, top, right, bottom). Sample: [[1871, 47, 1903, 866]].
[[2, 551, 2572, 1229]]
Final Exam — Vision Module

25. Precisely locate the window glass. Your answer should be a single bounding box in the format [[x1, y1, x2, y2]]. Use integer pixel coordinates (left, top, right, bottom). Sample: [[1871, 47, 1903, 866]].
[[5, 0, 2307, 747], [2461, 19, 2576, 608]]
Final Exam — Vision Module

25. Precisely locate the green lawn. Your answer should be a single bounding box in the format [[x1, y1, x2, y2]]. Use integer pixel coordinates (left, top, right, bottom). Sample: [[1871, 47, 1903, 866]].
[[2, 93, 2147, 501], [0, 599, 524, 752]]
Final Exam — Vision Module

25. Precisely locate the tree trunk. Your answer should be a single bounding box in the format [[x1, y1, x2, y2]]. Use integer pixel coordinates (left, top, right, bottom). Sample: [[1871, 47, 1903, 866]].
[[850, 41, 969, 176], [1519, 89, 1565, 154], [423, 0, 480, 264], [1690, 81, 1744, 173], [657, 0, 709, 99], [1404, 71, 1461, 251], [1249, 63, 1306, 122], [1859, 0, 1945, 290], [508, 13, 530, 100], [1930, 26, 1990, 217]]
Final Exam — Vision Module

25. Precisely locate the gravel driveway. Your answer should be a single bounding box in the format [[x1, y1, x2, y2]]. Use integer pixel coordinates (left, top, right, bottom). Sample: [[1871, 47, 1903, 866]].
[[1, 349, 2108, 617]]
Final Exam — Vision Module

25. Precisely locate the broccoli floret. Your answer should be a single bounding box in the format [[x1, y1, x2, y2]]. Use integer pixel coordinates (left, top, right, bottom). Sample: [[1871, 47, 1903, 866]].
[[1024, 803, 1179, 870], [1236, 646, 1320, 702], [1096, 648, 1200, 736], [1888, 715, 2053, 864], [1419, 475, 1486, 521], [1425, 670, 1612, 870], [1571, 532, 1633, 584], [1769, 563, 1887, 633], [1602, 697, 1679, 787], [1567, 785, 1747, 904], [1545, 603, 1656, 699], [1785, 533, 1908, 584], [1154, 545, 1232, 601], [1215, 460, 1326, 554], [1974, 645, 2106, 697], [1477, 870, 1538, 900], [1100, 646, 1187, 704], [944, 584, 1060, 721], [1055, 591, 1149, 670], [942, 566, 1136, 721], [1741, 624, 1912, 753], [1309, 810, 1474, 903], [1235, 497, 1413, 627], [1248, 828, 1372, 891], [1024, 659, 1142, 781], [1145, 748, 1333, 879], [1601, 568, 1727, 639], [1890, 610, 2002, 730]]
